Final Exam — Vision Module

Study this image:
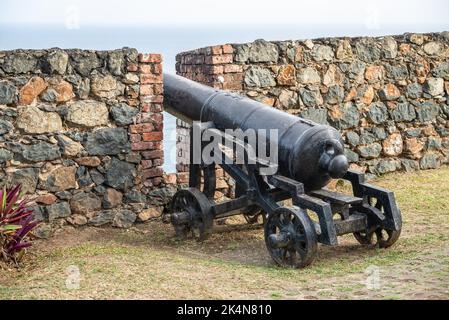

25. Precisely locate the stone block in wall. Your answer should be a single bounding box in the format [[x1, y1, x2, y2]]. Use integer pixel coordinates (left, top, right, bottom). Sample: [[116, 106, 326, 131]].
[[172, 32, 449, 194], [244, 66, 276, 88], [1, 52, 37, 74], [16, 105, 63, 134], [19, 76, 48, 105], [66, 100, 109, 128], [0, 48, 165, 232]]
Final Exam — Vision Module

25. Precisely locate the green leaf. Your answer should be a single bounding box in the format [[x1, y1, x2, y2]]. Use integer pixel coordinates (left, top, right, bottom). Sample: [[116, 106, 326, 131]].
[[0, 224, 22, 232], [1, 188, 6, 212]]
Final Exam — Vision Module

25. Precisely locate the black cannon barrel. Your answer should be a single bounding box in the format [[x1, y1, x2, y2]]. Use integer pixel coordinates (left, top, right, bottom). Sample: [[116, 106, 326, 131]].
[[164, 73, 348, 191]]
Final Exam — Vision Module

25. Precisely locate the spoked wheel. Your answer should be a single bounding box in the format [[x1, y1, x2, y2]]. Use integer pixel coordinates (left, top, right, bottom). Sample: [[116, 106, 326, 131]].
[[264, 207, 317, 268], [353, 228, 401, 248], [170, 188, 213, 241], [353, 196, 402, 248]]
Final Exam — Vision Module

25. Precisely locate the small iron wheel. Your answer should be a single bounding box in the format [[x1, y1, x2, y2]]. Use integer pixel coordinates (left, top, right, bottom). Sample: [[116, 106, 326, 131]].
[[243, 209, 267, 225], [354, 228, 401, 248], [170, 188, 213, 241], [354, 196, 401, 248], [264, 207, 317, 268]]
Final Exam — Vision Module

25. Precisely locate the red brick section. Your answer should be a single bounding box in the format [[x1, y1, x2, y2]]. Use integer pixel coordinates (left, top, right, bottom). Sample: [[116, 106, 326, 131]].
[[174, 46, 236, 191], [132, 53, 164, 189], [174, 45, 242, 196], [175, 44, 242, 90]]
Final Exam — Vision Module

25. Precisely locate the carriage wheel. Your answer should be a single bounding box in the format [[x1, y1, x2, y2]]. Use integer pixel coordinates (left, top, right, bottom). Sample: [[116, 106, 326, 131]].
[[171, 188, 213, 241], [353, 196, 401, 248], [353, 228, 401, 248], [244, 210, 267, 225], [264, 207, 317, 268]]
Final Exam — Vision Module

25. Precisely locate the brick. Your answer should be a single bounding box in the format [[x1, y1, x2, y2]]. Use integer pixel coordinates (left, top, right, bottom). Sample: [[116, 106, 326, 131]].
[[136, 113, 152, 124], [142, 150, 163, 159], [138, 53, 162, 63], [164, 173, 177, 185], [211, 45, 223, 55], [141, 103, 151, 112], [215, 168, 224, 177], [153, 121, 163, 131], [151, 104, 163, 113], [153, 63, 162, 74], [224, 64, 243, 73], [153, 84, 163, 95], [177, 172, 189, 184], [141, 159, 153, 169], [152, 158, 163, 166], [205, 54, 234, 65], [131, 141, 154, 151], [140, 94, 163, 103], [182, 54, 204, 65], [139, 64, 153, 74], [129, 133, 141, 142], [220, 73, 244, 90], [153, 141, 163, 150], [142, 167, 163, 179], [141, 103, 163, 113], [216, 178, 229, 189], [180, 65, 192, 73], [142, 131, 163, 141], [206, 65, 224, 75], [176, 164, 189, 172], [129, 123, 154, 134], [140, 74, 163, 84], [150, 113, 163, 123], [181, 64, 212, 74], [180, 55, 190, 64], [222, 44, 234, 54], [140, 84, 154, 95]]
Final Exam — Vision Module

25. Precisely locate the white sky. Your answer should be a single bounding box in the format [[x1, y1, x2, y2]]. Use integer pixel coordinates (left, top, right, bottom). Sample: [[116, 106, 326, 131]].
[[1, 0, 448, 26]]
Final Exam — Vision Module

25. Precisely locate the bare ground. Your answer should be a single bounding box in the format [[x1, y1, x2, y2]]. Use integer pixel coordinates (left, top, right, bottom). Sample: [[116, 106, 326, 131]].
[[1, 166, 448, 299]]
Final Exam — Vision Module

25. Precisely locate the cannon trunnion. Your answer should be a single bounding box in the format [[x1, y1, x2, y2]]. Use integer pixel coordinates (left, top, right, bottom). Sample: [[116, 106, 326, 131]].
[[163, 73, 402, 268]]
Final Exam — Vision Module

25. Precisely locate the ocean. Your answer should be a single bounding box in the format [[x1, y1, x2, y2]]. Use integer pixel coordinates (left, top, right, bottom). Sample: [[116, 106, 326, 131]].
[[1, 23, 447, 172]]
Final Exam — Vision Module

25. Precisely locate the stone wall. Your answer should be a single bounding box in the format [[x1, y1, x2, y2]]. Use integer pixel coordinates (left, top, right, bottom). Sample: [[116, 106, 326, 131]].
[[0, 48, 170, 237], [176, 32, 449, 179]]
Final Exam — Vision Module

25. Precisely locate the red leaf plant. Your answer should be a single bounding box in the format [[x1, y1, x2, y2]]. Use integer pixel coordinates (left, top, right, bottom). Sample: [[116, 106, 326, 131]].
[[0, 184, 39, 264]]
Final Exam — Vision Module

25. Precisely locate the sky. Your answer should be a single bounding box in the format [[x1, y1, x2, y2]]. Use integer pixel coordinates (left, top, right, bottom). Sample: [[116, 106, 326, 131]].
[[0, 0, 448, 27], [1, 0, 448, 172]]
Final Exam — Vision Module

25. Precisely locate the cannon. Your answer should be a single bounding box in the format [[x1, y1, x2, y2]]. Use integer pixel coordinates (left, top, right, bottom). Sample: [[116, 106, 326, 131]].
[[163, 73, 402, 268]]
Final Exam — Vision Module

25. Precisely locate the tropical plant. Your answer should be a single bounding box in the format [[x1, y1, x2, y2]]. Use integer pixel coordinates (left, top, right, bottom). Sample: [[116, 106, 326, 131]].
[[0, 184, 38, 264]]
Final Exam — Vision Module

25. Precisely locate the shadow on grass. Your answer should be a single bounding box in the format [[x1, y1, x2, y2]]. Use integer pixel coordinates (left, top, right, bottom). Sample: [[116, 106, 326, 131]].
[[69, 218, 406, 272]]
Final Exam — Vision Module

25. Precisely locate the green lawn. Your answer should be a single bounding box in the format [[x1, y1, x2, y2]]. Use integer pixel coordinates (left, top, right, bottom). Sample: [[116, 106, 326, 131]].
[[1, 166, 448, 299]]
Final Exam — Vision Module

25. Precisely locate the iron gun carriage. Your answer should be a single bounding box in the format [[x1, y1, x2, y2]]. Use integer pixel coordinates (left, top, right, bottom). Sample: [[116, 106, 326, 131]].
[[163, 73, 402, 268]]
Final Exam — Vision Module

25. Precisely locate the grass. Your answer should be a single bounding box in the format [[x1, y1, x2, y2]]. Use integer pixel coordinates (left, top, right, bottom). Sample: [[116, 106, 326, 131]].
[[0, 166, 448, 299]]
